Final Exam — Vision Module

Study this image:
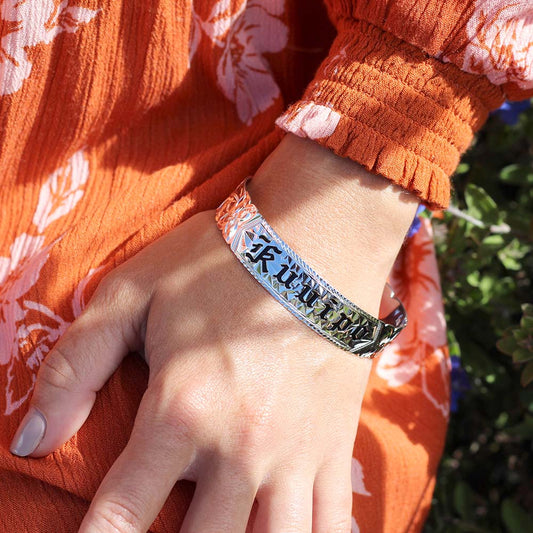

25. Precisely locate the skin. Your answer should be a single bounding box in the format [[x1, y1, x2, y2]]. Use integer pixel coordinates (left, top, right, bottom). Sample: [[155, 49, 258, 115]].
[[10, 133, 419, 532]]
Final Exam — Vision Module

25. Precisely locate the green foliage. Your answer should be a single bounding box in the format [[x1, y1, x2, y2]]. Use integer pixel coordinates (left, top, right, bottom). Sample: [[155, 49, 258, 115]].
[[424, 103, 533, 532], [497, 304, 533, 386], [501, 499, 533, 533]]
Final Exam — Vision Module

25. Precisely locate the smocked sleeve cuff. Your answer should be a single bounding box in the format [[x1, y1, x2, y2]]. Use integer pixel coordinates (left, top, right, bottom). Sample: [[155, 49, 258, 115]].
[[275, 19, 505, 210]]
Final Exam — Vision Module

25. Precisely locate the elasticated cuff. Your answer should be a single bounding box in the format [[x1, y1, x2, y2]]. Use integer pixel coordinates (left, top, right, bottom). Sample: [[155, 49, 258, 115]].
[[275, 19, 505, 210]]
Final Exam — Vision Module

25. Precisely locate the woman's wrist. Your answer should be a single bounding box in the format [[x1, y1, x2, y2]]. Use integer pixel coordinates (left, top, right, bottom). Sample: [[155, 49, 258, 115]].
[[247, 133, 420, 316]]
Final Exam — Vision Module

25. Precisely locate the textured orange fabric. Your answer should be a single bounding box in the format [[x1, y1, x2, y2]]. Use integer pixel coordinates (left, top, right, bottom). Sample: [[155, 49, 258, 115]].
[[0, 0, 530, 531], [276, 18, 504, 208], [276, 2, 533, 208]]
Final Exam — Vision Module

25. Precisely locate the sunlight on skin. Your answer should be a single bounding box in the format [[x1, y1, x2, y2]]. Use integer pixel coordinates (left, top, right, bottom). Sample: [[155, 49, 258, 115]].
[[11, 133, 419, 533]]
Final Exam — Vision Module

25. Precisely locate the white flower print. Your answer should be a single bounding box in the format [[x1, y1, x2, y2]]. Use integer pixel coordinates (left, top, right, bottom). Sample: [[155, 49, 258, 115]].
[[0, 0, 99, 96], [388, 221, 447, 348], [275, 101, 342, 140], [377, 335, 450, 418], [376, 220, 450, 419], [201, 0, 246, 43], [3, 264, 101, 415], [5, 298, 69, 414], [0, 233, 65, 414], [457, 1, 533, 89], [216, 2, 287, 124], [32, 148, 90, 232], [352, 457, 371, 497], [189, 0, 288, 125], [71, 265, 105, 319], [0, 234, 50, 367], [1, 149, 92, 414]]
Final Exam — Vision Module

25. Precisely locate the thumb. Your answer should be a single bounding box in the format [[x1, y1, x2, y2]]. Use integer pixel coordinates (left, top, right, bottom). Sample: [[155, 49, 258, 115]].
[[10, 277, 146, 457]]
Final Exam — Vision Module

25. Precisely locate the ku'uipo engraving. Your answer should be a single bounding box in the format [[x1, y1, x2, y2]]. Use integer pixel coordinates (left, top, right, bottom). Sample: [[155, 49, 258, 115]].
[[216, 179, 407, 358]]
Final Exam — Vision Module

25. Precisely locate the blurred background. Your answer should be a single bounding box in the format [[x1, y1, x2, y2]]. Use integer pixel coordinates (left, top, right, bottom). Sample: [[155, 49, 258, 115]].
[[422, 100, 533, 533]]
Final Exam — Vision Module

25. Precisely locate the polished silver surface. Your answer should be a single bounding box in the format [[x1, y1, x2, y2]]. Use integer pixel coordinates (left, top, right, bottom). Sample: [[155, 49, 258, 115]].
[[216, 179, 407, 358]]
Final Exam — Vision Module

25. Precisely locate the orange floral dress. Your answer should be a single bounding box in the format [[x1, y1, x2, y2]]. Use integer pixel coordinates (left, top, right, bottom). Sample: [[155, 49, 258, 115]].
[[0, 0, 531, 531]]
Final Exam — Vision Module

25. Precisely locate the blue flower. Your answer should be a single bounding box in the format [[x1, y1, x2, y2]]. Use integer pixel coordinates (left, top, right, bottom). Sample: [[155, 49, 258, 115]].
[[493, 100, 531, 126], [406, 205, 426, 238], [450, 355, 470, 413]]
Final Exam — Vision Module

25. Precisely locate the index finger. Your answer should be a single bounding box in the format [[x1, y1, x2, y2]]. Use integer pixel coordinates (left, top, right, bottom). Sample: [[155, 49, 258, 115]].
[[79, 391, 196, 533]]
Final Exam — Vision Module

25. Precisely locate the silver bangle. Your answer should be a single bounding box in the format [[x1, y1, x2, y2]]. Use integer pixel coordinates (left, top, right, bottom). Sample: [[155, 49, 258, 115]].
[[215, 179, 407, 358]]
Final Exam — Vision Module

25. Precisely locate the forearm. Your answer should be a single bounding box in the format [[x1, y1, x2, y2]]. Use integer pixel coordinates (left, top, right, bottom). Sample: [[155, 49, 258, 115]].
[[247, 132, 420, 317]]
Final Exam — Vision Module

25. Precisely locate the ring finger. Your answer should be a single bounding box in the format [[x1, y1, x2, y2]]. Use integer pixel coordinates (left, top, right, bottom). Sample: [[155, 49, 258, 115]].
[[312, 452, 354, 533], [252, 465, 314, 533]]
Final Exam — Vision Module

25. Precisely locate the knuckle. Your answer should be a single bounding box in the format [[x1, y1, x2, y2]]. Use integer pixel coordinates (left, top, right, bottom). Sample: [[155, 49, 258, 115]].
[[224, 437, 262, 478], [91, 272, 137, 311], [90, 495, 144, 533], [37, 345, 82, 393], [224, 405, 274, 479], [142, 371, 216, 445], [152, 385, 210, 442]]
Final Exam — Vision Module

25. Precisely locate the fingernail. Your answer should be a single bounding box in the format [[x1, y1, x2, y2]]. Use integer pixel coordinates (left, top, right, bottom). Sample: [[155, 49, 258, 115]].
[[10, 407, 46, 457]]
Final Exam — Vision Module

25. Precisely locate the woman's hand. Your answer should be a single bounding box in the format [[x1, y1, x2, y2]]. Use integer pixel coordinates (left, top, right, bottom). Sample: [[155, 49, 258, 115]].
[[10, 133, 419, 532], [10, 208, 372, 532]]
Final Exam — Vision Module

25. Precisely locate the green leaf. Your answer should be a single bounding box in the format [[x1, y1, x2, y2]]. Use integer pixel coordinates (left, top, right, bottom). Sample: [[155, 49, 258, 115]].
[[512, 329, 529, 343], [513, 347, 533, 363], [466, 271, 480, 287], [521, 361, 533, 387], [456, 162, 471, 175], [506, 414, 533, 439], [497, 336, 516, 356], [464, 184, 501, 225], [497, 239, 530, 271], [522, 303, 533, 317], [479, 275, 496, 302], [499, 255, 522, 271], [495, 411, 509, 428], [501, 498, 533, 533], [447, 329, 462, 358], [453, 481, 475, 520], [500, 164, 533, 185], [481, 234, 505, 251], [521, 316, 533, 330]]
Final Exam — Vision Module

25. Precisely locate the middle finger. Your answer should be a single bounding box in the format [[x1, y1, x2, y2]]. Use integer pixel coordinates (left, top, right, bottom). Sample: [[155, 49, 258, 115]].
[[179, 457, 260, 533]]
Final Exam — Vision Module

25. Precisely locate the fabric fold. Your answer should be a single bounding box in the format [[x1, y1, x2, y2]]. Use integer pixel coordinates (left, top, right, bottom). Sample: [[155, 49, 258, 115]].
[[276, 18, 505, 209]]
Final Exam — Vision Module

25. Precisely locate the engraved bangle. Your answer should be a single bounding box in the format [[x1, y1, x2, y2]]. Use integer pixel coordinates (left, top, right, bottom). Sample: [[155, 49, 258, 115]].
[[215, 179, 407, 358]]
